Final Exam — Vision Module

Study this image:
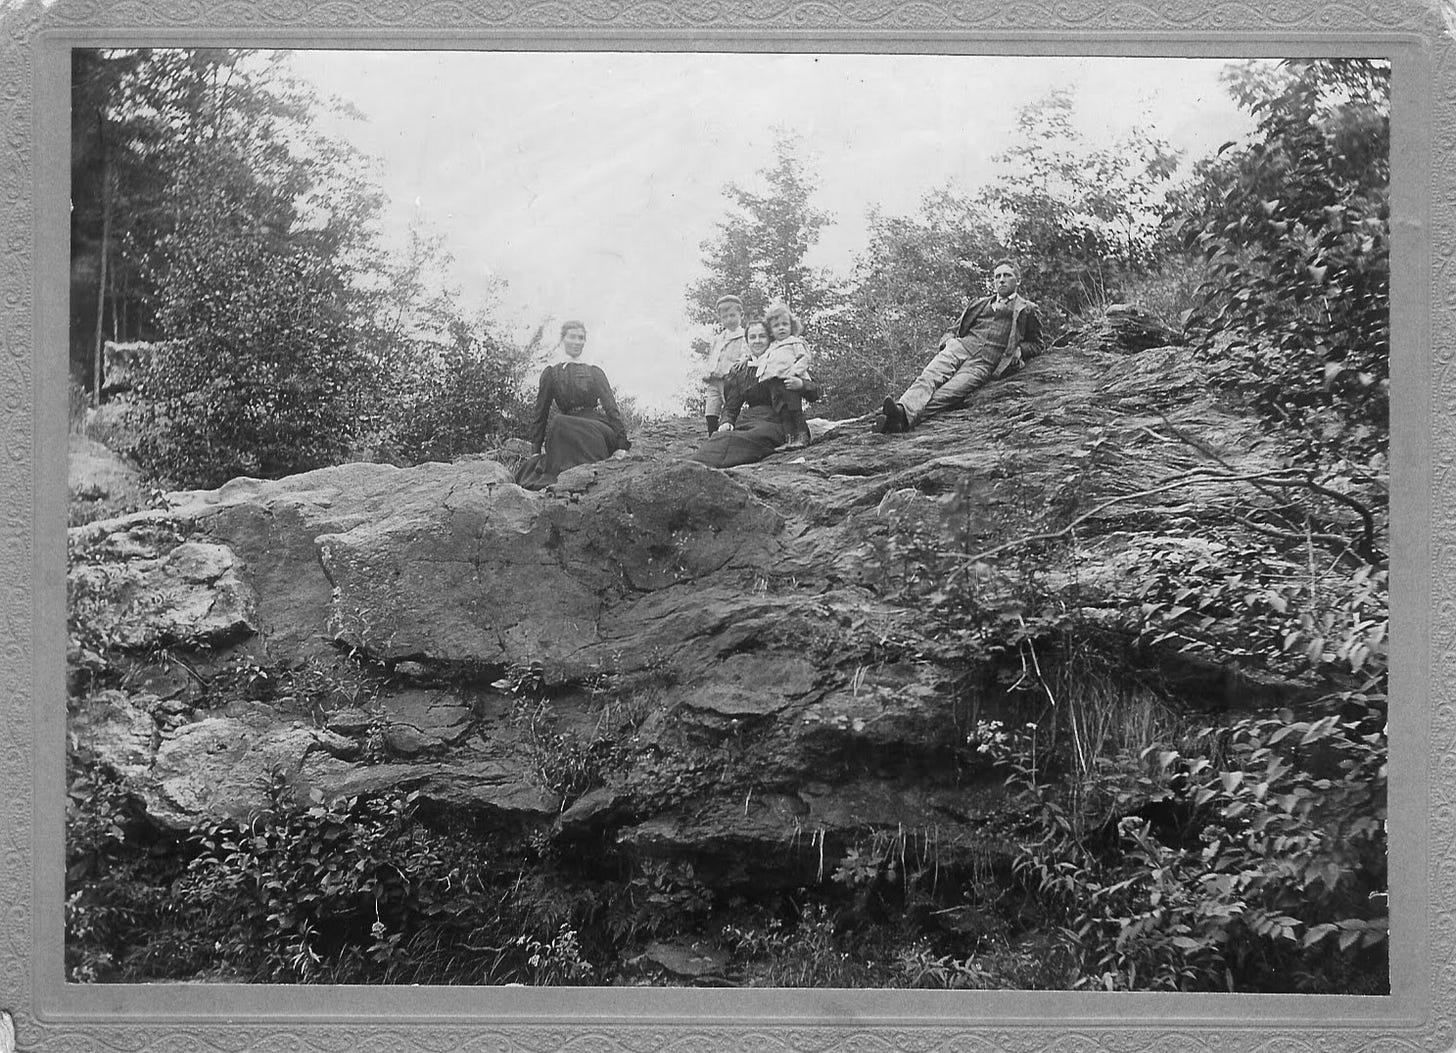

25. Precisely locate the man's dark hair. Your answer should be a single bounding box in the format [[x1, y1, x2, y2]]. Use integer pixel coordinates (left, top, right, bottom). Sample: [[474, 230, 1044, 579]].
[[993, 258, 1019, 275]]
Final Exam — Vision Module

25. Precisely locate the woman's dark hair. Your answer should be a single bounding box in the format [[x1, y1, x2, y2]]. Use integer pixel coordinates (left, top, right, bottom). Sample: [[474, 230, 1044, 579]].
[[560, 319, 587, 338], [745, 320, 770, 341]]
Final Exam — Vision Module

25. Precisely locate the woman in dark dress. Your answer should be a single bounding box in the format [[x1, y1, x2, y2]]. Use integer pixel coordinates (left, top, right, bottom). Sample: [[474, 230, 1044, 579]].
[[690, 321, 822, 469], [513, 320, 631, 489]]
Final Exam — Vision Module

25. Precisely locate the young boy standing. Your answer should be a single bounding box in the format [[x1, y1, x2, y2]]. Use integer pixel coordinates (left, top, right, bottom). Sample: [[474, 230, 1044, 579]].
[[701, 295, 749, 437]]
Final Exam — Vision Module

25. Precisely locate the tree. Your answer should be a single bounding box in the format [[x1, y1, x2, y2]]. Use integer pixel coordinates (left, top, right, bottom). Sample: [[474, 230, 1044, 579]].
[[70, 49, 170, 394], [1182, 59, 1389, 477], [978, 90, 1181, 320], [685, 133, 839, 324], [95, 49, 384, 485], [74, 48, 534, 486], [128, 136, 369, 483]]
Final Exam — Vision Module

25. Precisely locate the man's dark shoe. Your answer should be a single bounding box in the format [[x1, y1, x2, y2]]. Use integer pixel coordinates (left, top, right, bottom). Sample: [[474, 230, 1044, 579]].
[[880, 397, 909, 433]]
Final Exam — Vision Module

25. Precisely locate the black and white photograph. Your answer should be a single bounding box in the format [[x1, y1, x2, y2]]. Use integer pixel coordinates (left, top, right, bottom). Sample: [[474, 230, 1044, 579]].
[[61, 46, 1390, 995]]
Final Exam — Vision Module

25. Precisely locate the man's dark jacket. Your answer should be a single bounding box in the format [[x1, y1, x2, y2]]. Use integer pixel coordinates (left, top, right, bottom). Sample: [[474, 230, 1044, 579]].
[[945, 293, 1044, 377]]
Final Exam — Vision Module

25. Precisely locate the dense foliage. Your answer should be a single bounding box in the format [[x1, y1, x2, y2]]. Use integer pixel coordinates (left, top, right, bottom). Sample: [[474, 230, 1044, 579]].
[[128, 165, 366, 482], [73, 49, 533, 488], [1182, 59, 1389, 477], [67, 770, 566, 984]]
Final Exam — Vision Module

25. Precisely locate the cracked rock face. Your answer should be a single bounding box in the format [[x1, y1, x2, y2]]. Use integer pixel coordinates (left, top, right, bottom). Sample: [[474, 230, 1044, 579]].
[[68, 536, 258, 650], [148, 719, 355, 826], [68, 337, 1326, 881]]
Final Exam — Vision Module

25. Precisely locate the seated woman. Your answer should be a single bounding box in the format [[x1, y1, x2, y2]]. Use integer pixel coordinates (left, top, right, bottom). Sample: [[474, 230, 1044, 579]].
[[513, 320, 630, 490], [689, 320, 822, 469]]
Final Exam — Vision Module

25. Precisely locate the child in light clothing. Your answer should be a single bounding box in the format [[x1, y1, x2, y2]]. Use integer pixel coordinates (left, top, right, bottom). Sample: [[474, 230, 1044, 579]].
[[701, 295, 749, 437], [758, 302, 813, 449]]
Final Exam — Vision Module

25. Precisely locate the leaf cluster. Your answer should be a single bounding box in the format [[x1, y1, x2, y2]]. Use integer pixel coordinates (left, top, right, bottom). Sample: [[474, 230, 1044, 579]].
[[1181, 59, 1389, 472], [1012, 702, 1386, 992]]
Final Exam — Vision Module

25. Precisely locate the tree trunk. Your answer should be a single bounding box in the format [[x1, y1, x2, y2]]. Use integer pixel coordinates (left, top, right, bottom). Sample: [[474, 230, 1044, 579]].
[[109, 248, 118, 344], [91, 144, 113, 408]]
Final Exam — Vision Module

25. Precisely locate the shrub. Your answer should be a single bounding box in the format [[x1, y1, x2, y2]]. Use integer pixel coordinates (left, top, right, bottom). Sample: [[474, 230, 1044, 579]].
[[370, 323, 532, 465], [1183, 59, 1389, 473], [511, 925, 595, 985], [65, 766, 207, 982], [1009, 698, 1386, 992], [722, 903, 878, 987], [603, 859, 715, 945], [176, 778, 507, 982], [1113, 253, 1211, 330]]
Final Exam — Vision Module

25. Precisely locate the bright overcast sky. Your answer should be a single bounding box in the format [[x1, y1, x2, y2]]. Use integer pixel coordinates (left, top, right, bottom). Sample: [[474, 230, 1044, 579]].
[[287, 51, 1267, 411]]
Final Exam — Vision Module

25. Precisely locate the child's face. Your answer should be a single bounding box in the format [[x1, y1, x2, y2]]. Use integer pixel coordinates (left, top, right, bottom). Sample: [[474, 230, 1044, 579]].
[[718, 304, 744, 331], [746, 324, 770, 353], [769, 316, 793, 341]]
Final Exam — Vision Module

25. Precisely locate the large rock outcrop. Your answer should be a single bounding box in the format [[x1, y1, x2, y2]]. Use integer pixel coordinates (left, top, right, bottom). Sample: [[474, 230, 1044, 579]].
[[68, 335, 1324, 888]]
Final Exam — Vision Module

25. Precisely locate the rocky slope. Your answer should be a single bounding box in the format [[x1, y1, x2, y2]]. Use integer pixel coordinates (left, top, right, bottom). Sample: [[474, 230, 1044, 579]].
[[68, 309, 1321, 895]]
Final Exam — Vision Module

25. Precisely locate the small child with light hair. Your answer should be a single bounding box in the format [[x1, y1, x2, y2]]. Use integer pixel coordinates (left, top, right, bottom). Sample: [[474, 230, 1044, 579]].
[[757, 302, 814, 449]]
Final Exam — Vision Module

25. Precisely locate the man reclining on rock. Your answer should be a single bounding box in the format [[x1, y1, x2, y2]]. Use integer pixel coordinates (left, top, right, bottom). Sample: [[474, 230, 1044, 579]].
[[872, 259, 1044, 433]]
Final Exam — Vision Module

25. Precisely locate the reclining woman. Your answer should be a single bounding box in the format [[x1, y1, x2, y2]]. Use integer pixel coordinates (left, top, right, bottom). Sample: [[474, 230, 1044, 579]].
[[513, 319, 631, 489], [689, 319, 822, 469]]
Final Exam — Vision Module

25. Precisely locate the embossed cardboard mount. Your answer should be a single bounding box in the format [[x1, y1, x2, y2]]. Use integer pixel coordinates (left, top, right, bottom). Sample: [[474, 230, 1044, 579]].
[[0, 1, 1445, 1050]]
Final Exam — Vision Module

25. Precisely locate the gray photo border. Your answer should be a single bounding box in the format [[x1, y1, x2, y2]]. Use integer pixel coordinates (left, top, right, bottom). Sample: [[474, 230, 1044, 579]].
[[1, 1, 1447, 1049]]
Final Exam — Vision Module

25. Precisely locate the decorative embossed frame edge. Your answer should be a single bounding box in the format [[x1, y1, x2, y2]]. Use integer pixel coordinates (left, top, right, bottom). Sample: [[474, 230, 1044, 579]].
[[1, 1, 1445, 1050]]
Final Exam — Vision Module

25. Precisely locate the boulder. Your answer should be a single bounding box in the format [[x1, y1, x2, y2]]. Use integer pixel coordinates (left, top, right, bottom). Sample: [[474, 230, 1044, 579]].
[[1052, 303, 1185, 354], [70, 689, 159, 780], [297, 757, 561, 821], [67, 537, 258, 651], [642, 939, 730, 978], [67, 324, 1325, 884], [69, 431, 145, 522], [146, 717, 354, 827], [378, 689, 473, 747]]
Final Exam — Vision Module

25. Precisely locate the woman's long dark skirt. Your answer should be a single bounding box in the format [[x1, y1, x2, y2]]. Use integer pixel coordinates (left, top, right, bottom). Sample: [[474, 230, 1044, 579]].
[[688, 404, 786, 468], [513, 410, 618, 489]]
